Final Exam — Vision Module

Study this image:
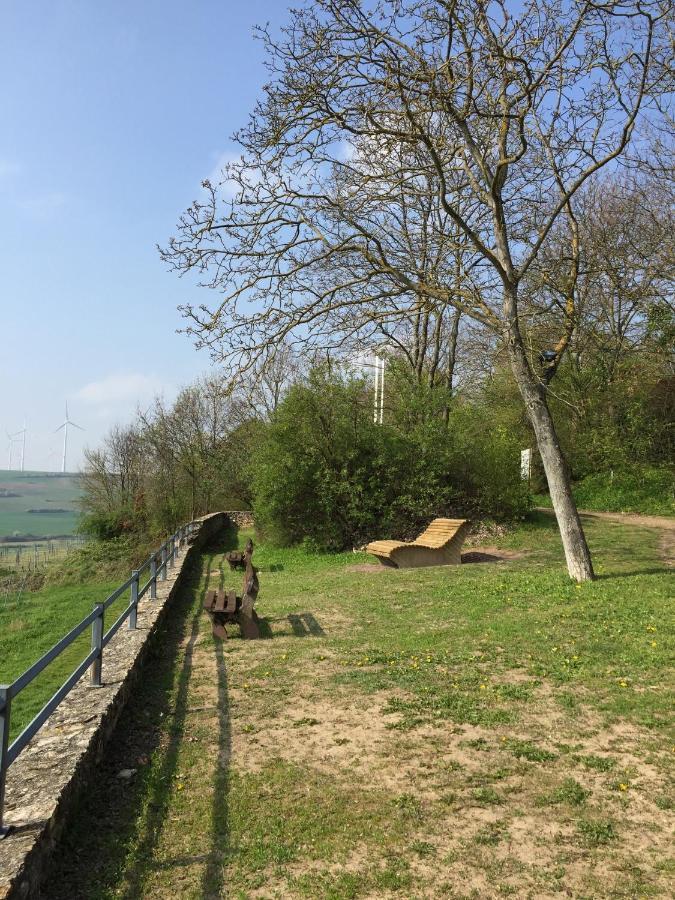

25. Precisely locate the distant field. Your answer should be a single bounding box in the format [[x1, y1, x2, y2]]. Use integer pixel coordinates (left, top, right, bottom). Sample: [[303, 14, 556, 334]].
[[0, 537, 86, 573], [0, 470, 81, 538]]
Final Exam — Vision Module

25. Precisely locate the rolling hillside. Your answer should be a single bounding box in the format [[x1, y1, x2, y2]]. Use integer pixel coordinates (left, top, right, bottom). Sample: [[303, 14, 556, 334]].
[[0, 470, 81, 538]]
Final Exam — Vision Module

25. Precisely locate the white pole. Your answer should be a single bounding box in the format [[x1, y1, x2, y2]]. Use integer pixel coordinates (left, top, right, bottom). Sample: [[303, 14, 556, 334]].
[[379, 356, 385, 424], [20, 426, 26, 473], [7, 442, 12, 471], [373, 354, 380, 424], [62, 423, 68, 474]]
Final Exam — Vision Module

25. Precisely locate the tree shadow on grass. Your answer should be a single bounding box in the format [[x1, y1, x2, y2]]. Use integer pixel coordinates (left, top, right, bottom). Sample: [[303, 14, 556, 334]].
[[199, 638, 231, 898], [594, 567, 672, 581], [288, 612, 326, 637], [42, 531, 237, 899]]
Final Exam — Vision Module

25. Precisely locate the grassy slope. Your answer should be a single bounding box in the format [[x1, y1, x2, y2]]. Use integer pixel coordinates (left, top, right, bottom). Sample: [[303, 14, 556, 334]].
[[533, 467, 675, 517], [0, 578, 130, 738], [43, 513, 674, 899]]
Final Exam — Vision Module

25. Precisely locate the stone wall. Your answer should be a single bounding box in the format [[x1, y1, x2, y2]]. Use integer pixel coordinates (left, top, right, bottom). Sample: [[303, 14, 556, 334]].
[[224, 509, 254, 529], [0, 513, 230, 900]]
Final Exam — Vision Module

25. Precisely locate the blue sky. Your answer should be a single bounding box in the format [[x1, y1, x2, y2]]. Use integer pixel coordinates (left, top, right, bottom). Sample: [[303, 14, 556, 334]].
[[1, 0, 286, 471]]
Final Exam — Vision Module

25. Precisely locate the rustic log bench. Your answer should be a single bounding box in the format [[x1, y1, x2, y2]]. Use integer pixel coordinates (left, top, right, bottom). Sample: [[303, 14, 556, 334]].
[[366, 517, 469, 568], [226, 537, 254, 570], [204, 545, 260, 639]]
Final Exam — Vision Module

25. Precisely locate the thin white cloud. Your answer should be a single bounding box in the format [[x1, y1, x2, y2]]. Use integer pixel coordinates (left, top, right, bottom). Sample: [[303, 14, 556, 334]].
[[75, 372, 167, 414], [16, 190, 68, 222], [207, 149, 242, 186], [337, 140, 357, 161], [203, 149, 247, 200], [0, 158, 22, 180]]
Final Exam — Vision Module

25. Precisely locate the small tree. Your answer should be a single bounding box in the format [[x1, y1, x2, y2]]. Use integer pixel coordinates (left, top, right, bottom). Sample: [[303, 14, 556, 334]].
[[162, 0, 667, 580]]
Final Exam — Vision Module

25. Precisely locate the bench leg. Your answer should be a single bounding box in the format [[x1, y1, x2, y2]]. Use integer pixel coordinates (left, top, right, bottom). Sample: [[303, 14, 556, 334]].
[[238, 594, 260, 639]]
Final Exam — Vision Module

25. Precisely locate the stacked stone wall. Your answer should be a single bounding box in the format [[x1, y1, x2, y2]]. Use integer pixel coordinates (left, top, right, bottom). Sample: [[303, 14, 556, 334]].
[[224, 510, 254, 529]]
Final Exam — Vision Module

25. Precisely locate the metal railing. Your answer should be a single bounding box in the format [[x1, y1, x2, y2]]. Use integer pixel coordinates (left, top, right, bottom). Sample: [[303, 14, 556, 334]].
[[0, 519, 199, 837]]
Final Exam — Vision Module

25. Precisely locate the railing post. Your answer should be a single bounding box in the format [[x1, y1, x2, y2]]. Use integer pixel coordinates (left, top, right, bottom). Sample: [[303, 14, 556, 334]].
[[150, 556, 157, 600], [168, 537, 175, 569], [0, 686, 11, 838], [161, 546, 167, 581], [129, 571, 139, 630], [90, 604, 104, 687]]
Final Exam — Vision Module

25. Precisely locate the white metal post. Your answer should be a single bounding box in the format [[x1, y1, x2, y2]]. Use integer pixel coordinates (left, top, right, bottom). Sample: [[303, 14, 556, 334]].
[[373, 353, 380, 424], [378, 356, 385, 424]]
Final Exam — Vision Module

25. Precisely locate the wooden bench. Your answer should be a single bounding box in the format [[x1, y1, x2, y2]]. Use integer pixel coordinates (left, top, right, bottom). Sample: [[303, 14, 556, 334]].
[[226, 538, 254, 571], [204, 544, 260, 639], [366, 517, 469, 568]]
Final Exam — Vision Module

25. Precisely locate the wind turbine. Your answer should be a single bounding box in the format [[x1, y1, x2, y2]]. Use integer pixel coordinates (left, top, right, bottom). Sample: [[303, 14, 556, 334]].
[[10, 422, 27, 472], [6, 432, 20, 470], [55, 403, 84, 474]]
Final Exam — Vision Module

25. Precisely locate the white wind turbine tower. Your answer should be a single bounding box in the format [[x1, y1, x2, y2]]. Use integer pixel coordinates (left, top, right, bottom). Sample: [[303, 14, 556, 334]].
[[6, 432, 20, 470], [55, 403, 84, 474], [11, 422, 27, 472]]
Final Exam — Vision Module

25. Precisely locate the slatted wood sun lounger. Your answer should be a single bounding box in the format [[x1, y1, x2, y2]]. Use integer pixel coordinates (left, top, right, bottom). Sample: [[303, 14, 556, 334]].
[[366, 517, 469, 568]]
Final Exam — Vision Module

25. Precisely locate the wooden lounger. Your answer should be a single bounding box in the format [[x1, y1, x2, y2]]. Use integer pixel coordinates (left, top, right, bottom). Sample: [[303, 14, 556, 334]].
[[366, 518, 469, 568]]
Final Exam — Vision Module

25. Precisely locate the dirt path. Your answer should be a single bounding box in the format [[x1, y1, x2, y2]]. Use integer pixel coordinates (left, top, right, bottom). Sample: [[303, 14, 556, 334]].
[[535, 506, 675, 531], [536, 506, 674, 565]]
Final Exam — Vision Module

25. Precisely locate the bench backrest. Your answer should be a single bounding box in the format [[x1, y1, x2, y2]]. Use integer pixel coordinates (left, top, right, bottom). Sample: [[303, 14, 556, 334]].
[[414, 518, 468, 548]]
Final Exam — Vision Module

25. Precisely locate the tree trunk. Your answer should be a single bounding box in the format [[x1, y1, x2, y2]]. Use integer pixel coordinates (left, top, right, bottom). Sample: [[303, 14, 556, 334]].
[[504, 314, 595, 582]]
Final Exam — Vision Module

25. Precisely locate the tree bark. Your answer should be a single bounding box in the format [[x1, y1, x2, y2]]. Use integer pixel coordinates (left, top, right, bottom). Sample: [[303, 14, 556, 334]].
[[504, 304, 595, 582]]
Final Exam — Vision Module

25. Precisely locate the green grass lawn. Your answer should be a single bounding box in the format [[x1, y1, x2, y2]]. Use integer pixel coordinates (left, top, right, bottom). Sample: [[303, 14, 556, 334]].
[[31, 513, 675, 897]]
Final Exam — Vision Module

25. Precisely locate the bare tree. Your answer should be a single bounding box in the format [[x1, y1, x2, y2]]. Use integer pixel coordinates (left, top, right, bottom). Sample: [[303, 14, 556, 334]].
[[80, 424, 147, 524], [162, 0, 667, 580]]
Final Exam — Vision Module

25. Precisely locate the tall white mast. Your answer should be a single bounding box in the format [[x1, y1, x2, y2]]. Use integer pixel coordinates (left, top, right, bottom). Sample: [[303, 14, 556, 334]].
[[372, 354, 385, 425], [55, 403, 84, 474], [62, 421, 68, 474], [378, 356, 385, 424], [373, 354, 380, 424], [13, 422, 27, 472]]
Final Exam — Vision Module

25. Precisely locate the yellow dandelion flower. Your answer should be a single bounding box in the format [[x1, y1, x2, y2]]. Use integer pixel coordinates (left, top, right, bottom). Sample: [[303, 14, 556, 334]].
[[619, 783, 628, 791]]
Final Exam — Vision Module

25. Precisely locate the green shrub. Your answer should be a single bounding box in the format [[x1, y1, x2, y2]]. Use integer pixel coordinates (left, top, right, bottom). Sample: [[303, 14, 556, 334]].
[[78, 508, 138, 541], [572, 466, 674, 516], [535, 466, 674, 516], [251, 366, 530, 551]]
